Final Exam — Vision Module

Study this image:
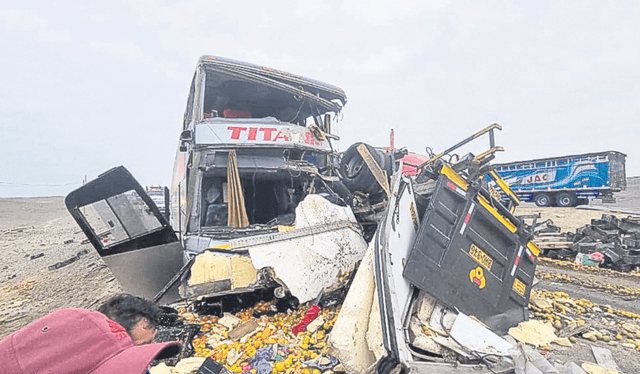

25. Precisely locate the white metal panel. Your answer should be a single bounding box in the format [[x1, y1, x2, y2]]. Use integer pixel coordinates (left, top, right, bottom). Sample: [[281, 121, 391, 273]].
[[195, 120, 329, 151], [248, 194, 368, 303]]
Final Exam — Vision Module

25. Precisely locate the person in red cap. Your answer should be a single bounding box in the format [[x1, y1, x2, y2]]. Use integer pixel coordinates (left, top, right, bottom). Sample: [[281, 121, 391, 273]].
[[0, 308, 181, 374], [98, 294, 163, 346]]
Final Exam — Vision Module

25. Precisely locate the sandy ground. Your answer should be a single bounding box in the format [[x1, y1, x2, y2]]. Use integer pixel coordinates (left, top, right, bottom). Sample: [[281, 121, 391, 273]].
[[0, 197, 123, 338], [1, 180, 639, 372], [511, 178, 640, 373]]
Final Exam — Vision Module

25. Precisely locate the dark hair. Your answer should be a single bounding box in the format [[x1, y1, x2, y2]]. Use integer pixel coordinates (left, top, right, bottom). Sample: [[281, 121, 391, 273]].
[[97, 294, 162, 333]]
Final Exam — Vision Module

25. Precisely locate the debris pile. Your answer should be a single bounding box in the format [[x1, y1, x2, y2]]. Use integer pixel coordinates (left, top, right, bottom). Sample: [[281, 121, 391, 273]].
[[526, 289, 640, 352], [533, 214, 640, 272], [153, 299, 343, 374], [152, 277, 354, 373]]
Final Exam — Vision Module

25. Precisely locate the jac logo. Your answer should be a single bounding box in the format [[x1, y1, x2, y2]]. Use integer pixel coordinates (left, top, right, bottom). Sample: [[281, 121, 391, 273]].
[[227, 126, 322, 145], [525, 173, 550, 184]]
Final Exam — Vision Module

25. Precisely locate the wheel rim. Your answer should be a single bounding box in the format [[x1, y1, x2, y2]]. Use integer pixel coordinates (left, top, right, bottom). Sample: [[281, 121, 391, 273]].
[[557, 193, 574, 207], [536, 195, 550, 206]]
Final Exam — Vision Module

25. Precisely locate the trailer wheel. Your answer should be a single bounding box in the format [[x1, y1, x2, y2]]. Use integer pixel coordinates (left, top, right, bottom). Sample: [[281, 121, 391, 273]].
[[556, 192, 576, 207], [534, 193, 552, 207]]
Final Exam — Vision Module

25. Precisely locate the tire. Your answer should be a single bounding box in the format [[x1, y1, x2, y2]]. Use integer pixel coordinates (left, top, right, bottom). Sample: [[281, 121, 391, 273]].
[[340, 143, 391, 195], [534, 193, 552, 207], [556, 192, 576, 207], [576, 198, 589, 206]]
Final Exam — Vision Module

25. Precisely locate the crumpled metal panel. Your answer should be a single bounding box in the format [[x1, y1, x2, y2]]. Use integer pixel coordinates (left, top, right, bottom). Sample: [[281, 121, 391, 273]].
[[248, 194, 368, 303], [328, 246, 380, 374]]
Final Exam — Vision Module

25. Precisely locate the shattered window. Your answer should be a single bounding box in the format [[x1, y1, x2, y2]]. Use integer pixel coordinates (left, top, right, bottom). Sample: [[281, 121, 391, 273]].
[[80, 190, 162, 249]]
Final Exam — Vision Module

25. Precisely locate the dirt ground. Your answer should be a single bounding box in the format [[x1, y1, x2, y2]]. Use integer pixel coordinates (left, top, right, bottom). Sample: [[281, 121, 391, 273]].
[[1, 180, 639, 373], [511, 178, 640, 374], [0, 197, 124, 339]]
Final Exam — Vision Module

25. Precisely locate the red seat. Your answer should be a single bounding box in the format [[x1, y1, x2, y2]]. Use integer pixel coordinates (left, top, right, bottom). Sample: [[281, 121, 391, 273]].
[[223, 109, 251, 118]]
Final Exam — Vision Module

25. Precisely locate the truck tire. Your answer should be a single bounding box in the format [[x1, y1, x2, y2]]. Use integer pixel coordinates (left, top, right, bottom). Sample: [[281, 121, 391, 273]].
[[556, 192, 576, 207], [340, 143, 391, 196], [534, 193, 552, 207]]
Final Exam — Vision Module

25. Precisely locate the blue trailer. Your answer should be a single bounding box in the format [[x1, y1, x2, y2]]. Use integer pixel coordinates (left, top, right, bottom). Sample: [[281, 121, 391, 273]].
[[492, 151, 626, 207]]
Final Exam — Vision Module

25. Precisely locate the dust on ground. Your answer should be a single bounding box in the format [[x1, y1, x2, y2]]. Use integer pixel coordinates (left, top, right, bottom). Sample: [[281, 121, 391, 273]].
[[0, 197, 123, 338], [513, 195, 640, 373]]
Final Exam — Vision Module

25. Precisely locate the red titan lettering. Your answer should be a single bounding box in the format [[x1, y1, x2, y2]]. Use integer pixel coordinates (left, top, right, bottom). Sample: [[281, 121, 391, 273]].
[[248, 128, 258, 140], [260, 128, 277, 141], [305, 132, 322, 145], [273, 131, 289, 142], [228, 126, 247, 139]]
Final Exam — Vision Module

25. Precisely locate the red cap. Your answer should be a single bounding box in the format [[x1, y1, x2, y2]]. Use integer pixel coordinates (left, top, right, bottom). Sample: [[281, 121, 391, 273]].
[[0, 308, 181, 374]]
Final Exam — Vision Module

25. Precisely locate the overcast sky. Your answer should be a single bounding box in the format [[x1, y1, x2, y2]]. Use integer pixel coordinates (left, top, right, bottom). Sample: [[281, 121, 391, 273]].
[[1, 1, 638, 197]]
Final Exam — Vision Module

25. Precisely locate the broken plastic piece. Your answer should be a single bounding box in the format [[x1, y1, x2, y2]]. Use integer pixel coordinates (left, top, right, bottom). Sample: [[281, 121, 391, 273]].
[[574, 253, 602, 267], [292, 305, 320, 335], [229, 319, 259, 340], [449, 313, 513, 356], [196, 357, 232, 374]]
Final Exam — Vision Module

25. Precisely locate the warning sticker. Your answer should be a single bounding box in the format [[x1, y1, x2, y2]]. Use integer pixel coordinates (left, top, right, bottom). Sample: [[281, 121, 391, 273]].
[[469, 266, 486, 289], [469, 244, 494, 271], [512, 278, 526, 297]]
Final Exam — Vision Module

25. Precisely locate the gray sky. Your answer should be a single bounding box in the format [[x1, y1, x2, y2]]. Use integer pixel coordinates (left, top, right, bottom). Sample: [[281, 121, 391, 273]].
[[1, 1, 638, 197]]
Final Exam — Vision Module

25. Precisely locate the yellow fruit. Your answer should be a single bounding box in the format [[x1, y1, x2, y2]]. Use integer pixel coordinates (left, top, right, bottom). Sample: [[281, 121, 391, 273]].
[[284, 356, 293, 367]]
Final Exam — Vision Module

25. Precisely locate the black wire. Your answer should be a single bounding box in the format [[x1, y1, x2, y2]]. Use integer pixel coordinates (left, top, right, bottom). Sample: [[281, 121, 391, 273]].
[[438, 308, 502, 374]]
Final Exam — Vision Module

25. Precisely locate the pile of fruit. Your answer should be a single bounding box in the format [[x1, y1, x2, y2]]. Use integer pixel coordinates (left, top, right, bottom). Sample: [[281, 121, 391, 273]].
[[176, 301, 343, 373], [528, 289, 640, 351]]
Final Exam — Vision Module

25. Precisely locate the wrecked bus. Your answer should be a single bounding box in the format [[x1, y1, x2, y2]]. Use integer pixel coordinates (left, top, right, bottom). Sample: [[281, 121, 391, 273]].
[[66, 56, 370, 305], [169, 56, 369, 303]]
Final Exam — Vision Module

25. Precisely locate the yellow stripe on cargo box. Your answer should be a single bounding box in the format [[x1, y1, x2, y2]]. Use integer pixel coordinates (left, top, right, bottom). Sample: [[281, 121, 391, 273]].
[[476, 195, 517, 233]]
